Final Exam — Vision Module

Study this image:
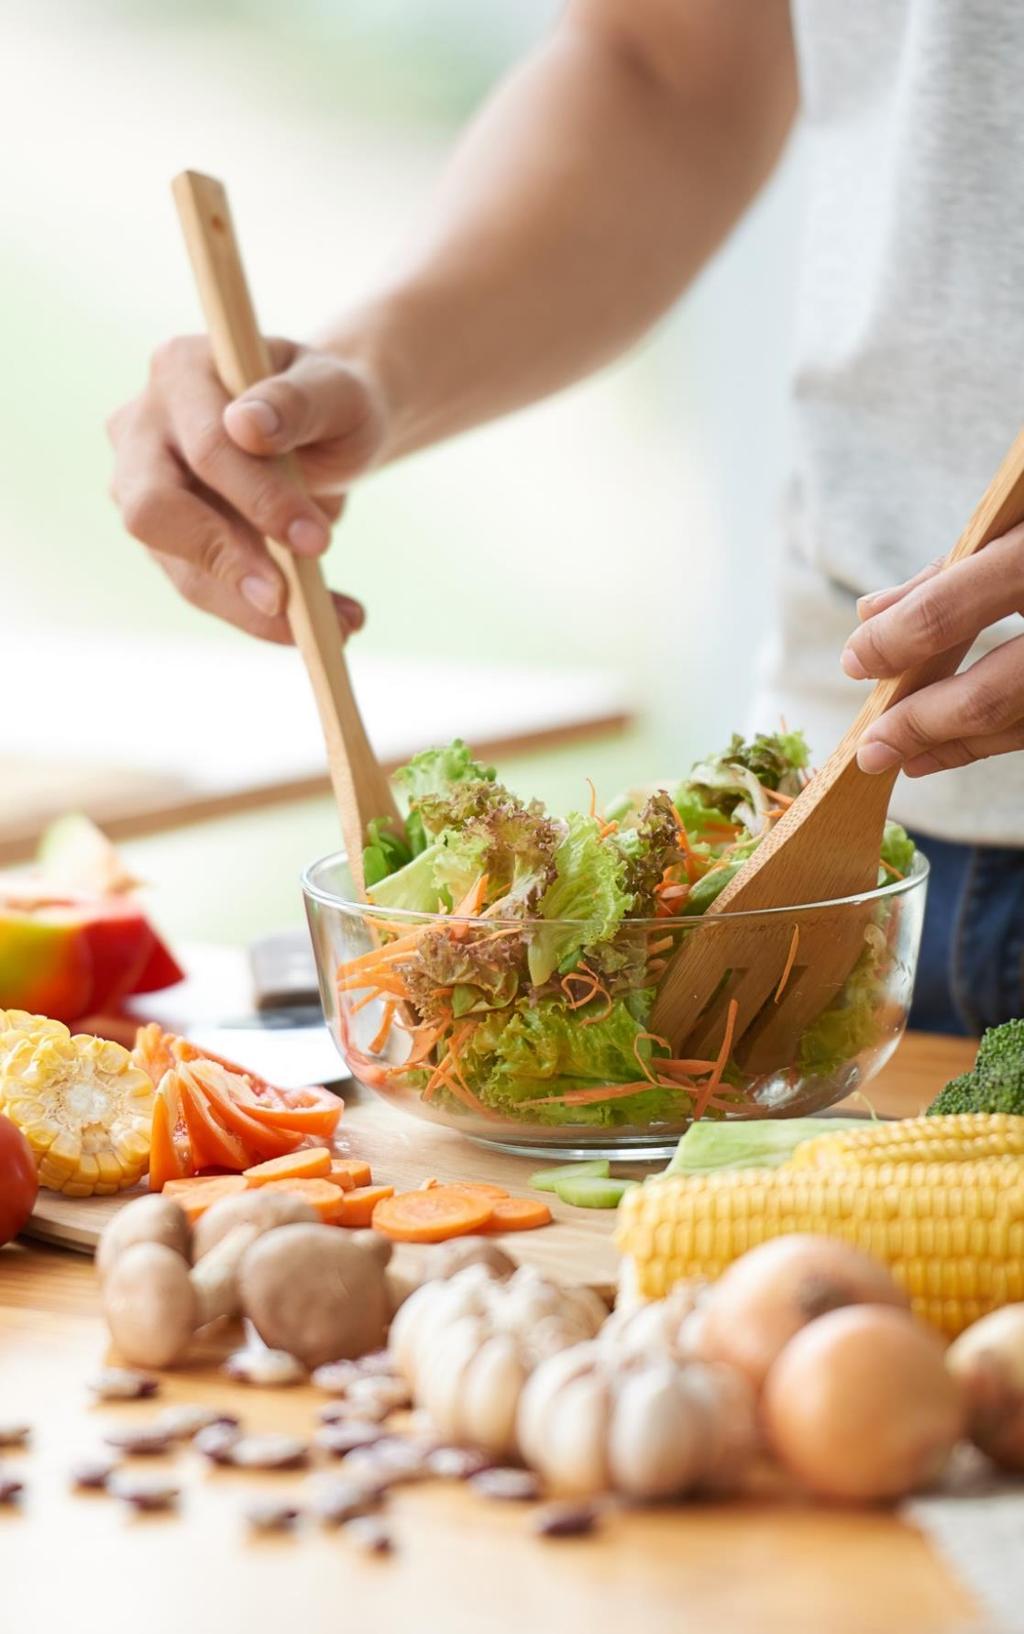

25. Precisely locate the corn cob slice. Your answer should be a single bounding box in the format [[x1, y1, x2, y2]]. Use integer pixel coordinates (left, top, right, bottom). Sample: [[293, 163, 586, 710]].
[[0, 1010, 70, 1074], [0, 1031, 154, 1196], [788, 1113, 1024, 1170], [615, 1159, 1024, 1336]]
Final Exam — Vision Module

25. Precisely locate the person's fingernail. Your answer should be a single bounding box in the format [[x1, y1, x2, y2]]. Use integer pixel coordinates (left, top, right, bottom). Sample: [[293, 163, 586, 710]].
[[857, 740, 902, 775], [288, 517, 329, 554], [234, 398, 281, 438], [857, 592, 881, 616], [841, 646, 868, 680], [241, 575, 283, 616]]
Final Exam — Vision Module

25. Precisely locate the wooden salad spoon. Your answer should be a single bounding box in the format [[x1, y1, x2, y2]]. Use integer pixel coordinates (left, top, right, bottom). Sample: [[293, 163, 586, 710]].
[[651, 423, 1024, 1074], [172, 170, 402, 898]]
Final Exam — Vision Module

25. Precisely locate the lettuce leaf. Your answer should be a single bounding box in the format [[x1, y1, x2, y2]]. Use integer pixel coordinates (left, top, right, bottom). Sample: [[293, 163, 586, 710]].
[[614, 791, 683, 916], [393, 739, 495, 805], [451, 994, 678, 1126], [527, 813, 632, 985]]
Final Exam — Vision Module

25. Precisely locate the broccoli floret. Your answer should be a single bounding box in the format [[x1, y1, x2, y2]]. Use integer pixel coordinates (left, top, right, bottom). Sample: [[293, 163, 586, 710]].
[[926, 1020, 1024, 1115]]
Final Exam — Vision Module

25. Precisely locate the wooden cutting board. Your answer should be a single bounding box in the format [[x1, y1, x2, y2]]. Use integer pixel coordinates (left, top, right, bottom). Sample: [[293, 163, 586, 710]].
[[26, 1028, 976, 1293], [26, 1079, 635, 1295]]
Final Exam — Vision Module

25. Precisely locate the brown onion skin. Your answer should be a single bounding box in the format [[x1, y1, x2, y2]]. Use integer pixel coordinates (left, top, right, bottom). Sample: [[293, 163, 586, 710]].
[[762, 1304, 965, 1502], [697, 1235, 909, 1388], [947, 1306, 1024, 1470]]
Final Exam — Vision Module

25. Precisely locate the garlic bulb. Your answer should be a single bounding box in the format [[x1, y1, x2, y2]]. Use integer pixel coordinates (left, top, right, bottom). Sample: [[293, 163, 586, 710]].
[[517, 1341, 757, 1499], [388, 1264, 606, 1457], [600, 1282, 708, 1362]]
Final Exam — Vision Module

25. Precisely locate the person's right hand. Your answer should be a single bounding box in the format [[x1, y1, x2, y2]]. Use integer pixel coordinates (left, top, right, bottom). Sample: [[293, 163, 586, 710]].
[[107, 336, 388, 642]]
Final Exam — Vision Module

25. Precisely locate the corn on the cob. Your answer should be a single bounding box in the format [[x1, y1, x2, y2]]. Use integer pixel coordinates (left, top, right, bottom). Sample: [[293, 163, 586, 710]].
[[788, 1113, 1024, 1170], [0, 1031, 154, 1196], [615, 1160, 1024, 1336]]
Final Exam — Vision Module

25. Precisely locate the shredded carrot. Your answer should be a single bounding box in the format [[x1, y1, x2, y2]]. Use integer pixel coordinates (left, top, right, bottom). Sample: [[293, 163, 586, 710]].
[[586, 777, 599, 819], [530, 1080, 663, 1107], [763, 787, 796, 808], [368, 1000, 396, 1055], [773, 925, 801, 1005], [646, 934, 674, 957], [690, 998, 740, 1121], [372, 1186, 495, 1243], [450, 874, 489, 919], [646, 959, 667, 975], [879, 857, 906, 880]]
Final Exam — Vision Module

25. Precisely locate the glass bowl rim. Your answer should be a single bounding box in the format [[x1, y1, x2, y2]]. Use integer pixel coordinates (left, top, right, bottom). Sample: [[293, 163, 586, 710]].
[[301, 846, 929, 930]]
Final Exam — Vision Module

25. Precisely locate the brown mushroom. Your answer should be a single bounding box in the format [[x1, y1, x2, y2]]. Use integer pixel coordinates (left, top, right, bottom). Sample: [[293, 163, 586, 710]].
[[95, 1194, 191, 1284], [101, 1189, 320, 1369], [192, 1189, 316, 1262], [239, 1224, 391, 1369]]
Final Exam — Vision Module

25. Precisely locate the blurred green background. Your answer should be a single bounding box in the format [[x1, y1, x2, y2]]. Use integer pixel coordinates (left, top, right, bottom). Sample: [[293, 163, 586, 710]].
[[1, 0, 801, 948]]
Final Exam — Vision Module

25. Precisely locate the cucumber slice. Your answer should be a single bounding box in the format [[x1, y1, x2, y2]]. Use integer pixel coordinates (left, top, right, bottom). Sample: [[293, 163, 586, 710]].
[[530, 1159, 611, 1193], [553, 1175, 639, 1208]]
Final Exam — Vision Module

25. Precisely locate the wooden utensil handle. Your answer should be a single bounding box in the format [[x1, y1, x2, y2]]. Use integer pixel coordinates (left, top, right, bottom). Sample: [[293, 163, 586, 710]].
[[848, 423, 1024, 740], [171, 171, 402, 894]]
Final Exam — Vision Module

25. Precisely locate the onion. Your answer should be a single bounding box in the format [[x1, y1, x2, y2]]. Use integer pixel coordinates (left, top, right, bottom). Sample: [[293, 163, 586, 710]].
[[946, 1304, 1024, 1470], [763, 1304, 964, 1501], [697, 1234, 909, 1388]]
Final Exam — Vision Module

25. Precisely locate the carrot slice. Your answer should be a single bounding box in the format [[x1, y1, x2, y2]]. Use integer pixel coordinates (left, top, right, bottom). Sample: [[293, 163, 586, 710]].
[[371, 1186, 494, 1243], [420, 1178, 510, 1201], [178, 1078, 251, 1172], [327, 1158, 372, 1192], [335, 1184, 395, 1227], [147, 1084, 188, 1191], [162, 1174, 248, 1222], [482, 1197, 553, 1233], [243, 1146, 332, 1186], [259, 1177, 346, 1222]]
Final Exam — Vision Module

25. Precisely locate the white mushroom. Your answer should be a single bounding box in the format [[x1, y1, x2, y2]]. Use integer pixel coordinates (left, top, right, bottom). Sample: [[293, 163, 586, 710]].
[[239, 1225, 391, 1369], [95, 1193, 191, 1283], [101, 1190, 314, 1369]]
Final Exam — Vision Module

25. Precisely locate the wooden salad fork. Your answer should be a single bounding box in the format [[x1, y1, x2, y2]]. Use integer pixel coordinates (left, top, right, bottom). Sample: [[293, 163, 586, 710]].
[[651, 423, 1024, 1074], [172, 171, 402, 897]]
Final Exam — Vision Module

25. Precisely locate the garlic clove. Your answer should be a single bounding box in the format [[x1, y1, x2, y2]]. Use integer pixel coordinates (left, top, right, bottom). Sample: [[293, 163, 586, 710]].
[[461, 1336, 526, 1457], [608, 1361, 709, 1499], [538, 1369, 610, 1496], [517, 1343, 601, 1472], [420, 1318, 485, 1441]]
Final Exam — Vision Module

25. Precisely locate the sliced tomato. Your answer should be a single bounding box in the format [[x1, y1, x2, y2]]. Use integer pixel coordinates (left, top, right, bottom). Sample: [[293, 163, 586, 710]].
[[148, 1086, 189, 1190], [243, 1084, 343, 1139], [178, 1077, 252, 1171], [192, 1063, 303, 1160]]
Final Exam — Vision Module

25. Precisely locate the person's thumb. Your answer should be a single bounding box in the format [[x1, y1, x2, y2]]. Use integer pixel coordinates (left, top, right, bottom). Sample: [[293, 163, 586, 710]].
[[223, 351, 373, 458]]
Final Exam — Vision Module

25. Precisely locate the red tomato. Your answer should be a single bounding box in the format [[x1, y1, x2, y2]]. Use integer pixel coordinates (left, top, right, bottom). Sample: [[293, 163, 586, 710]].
[[0, 1113, 38, 1246]]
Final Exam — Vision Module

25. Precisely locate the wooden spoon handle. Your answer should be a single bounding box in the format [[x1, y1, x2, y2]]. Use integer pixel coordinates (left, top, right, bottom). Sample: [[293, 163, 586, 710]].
[[848, 422, 1024, 741], [171, 170, 402, 896]]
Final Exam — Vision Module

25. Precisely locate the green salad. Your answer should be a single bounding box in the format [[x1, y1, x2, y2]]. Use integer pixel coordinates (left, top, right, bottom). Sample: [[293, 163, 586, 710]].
[[336, 733, 916, 1128]]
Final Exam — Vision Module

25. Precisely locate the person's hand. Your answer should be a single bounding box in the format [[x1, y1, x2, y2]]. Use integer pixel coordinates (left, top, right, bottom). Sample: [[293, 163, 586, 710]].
[[841, 526, 1024, 776], [107, 337, 387, 642]]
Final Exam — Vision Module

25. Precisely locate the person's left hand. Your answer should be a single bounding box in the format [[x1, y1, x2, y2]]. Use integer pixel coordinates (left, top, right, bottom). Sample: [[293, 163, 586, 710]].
[[841, 524, 1024, 777]]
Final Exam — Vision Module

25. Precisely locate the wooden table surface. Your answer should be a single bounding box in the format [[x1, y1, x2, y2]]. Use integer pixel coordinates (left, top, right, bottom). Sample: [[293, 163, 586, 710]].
[[1, 1030, 985, 1634]]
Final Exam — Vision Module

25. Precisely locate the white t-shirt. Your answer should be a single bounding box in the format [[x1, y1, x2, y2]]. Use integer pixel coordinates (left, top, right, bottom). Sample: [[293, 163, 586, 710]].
[[754, 0, 1024, 846]]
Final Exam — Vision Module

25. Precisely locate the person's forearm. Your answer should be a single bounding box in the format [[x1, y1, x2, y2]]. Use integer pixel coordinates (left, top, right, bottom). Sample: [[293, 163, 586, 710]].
[[326, 1, 796, 464]]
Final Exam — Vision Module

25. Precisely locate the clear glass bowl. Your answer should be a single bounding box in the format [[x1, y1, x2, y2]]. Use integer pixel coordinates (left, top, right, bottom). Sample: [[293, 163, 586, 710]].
[[302, 850, 928, 1160]]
